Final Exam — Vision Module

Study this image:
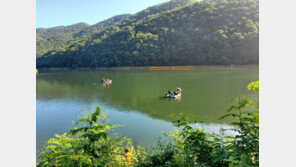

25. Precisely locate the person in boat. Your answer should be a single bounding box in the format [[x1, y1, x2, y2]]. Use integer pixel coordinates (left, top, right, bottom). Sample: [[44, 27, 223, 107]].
[[167, 88, 182, 97], [175, 87, 182, 95], [174, 90, 178, 95]]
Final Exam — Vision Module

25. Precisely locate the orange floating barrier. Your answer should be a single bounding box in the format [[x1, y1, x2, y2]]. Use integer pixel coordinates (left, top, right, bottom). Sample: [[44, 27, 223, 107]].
[[148, 66, 194, 70]]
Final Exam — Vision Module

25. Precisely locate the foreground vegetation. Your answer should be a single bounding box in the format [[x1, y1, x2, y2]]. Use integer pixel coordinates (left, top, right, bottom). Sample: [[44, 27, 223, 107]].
[[37, 0, 258, 68], [37, 81, 258, 166]]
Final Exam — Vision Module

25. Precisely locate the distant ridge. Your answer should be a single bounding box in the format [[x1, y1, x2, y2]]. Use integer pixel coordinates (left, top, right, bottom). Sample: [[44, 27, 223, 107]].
[[37, 0, 259, 68], [36, 14, 131, 57], [37, 22, 90, 40]]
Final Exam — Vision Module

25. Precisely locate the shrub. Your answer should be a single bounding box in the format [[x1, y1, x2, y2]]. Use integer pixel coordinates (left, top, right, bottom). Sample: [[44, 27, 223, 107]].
[[37, 106, 145, 167]]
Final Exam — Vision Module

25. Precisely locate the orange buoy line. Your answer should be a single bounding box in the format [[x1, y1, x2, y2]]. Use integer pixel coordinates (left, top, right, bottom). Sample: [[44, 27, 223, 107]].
[[148, 66, 194, 70]]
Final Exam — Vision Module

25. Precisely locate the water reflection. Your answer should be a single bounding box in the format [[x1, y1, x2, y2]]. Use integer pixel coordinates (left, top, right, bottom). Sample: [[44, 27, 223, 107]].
[[36, 68, 258, 152], [37, 99, 237, 152], [37, 69, 258, 123]]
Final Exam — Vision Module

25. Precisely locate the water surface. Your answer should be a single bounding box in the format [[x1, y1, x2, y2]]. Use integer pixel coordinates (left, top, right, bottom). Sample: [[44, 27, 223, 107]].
[[37, 68, 258, 151]]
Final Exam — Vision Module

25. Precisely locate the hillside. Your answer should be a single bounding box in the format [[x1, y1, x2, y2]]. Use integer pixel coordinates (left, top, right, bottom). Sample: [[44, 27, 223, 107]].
[[118, 0, 197, 27], [72, 14, 132, 38], [36, 0, 195, 58], [36, 22, 90, 40], [36, 14, 131, 57], [37, 0, 259, 68]]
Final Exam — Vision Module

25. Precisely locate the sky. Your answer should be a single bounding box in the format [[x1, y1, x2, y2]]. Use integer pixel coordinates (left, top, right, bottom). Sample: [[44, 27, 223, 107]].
[[37, 0, 170, 28]]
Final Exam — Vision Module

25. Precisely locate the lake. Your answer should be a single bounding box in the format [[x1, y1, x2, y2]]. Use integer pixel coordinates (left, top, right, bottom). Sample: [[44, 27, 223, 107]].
[[36, 67, 258, 152]]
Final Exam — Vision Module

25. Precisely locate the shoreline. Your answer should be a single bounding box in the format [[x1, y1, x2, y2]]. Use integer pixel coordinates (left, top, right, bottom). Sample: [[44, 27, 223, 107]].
[[37, 64, 258, 71]]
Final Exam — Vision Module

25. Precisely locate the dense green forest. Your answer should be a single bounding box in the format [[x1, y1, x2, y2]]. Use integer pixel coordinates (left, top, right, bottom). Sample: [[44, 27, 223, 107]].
[[36, 14, 131, 57], [36, 0, 259, 68]]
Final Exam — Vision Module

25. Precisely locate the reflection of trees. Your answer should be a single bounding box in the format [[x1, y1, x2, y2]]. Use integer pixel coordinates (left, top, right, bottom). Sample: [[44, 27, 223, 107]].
[[37, 69, 258, 124]]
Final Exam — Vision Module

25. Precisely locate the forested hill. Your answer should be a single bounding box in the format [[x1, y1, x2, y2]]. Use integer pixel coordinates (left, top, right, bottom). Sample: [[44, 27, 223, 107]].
[[36, 14, 131, 57], [37, 0, 259, 68], [36, 22, 90, 40], [36, 0, 195, 58], [72, 14, 132, 38]]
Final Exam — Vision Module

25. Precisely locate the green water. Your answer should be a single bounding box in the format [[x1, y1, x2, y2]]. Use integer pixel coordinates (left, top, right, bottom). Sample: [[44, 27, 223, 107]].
[[37, 68, 258, 151]]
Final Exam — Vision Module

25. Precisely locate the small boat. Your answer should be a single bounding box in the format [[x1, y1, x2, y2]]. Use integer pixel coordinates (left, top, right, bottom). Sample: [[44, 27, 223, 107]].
[[166, 93, 181, 98], [166, 87, 182, 99], [101, 78, 112, 84], [102, 80, 112, 84]]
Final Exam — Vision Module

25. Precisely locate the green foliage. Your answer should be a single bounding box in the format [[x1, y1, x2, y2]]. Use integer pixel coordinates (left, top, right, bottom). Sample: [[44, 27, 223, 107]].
[[137, 115, 236, 166], [36, 15, 130, 57], [220, 80, 259, 166], [247, 81, 259, 92], [36, 0, 259, 68], [37, 22, 90, 40], [37, 106, 146, 167]]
